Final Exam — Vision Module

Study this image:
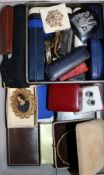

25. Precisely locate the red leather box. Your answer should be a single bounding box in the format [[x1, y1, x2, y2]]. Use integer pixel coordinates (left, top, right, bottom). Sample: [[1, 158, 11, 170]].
[[0, 6, 13, 54], [48, 84, 83, 112]]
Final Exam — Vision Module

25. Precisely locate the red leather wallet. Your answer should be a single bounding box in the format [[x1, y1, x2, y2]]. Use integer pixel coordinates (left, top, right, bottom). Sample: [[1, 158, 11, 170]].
[[0, 6, 13, 54], [59, 63, 88, 81], [48, 84, 83, 112]]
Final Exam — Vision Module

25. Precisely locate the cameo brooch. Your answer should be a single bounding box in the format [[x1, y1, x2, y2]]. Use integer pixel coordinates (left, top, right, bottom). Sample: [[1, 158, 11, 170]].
[[10, 89, 37, 119]]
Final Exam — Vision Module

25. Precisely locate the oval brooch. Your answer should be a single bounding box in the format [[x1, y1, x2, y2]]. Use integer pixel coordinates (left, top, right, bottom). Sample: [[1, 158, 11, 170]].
[[10, 89, 37, 119]]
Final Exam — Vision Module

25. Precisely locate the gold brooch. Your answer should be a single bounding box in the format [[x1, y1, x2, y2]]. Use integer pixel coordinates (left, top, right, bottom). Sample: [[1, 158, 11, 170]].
[[10, 89, 37, 119]]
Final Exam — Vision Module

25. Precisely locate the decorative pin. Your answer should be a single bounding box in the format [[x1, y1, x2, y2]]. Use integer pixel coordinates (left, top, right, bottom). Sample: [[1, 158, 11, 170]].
[[10, 89, 37, 119]]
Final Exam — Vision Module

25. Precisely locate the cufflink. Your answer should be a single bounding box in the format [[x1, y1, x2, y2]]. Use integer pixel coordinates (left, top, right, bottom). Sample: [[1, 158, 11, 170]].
[[85, 91, 93, 97], [87, 99, 95, 105]]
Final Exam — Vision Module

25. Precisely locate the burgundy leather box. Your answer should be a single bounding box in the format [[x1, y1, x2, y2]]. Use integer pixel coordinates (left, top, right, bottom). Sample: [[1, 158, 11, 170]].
[[48, 84, 83, 112], [0, 6, 13, 54]]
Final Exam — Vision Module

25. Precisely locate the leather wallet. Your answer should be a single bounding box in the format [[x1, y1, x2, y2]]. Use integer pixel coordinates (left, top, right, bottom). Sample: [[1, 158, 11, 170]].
[[7, 128, 39, 165], [45, 46, 90, 80], [0, 6, 13, 54], [88, 4, 104, 39], [37, 85, 54, 122], [88, 39, 104, 80], [76, 119, 104, 175], [48, 84, 82, 112], [6, 87, 37, 128], [0, 5, 28, 88], [53, 121, 79, 168], [28, 17, 45, 82], [40, 123, 53, 165], [59, 62, 88, 81]]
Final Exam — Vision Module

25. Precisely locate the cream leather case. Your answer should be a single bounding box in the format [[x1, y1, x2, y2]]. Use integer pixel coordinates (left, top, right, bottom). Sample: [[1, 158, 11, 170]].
[[6, 87, 37, 128], [76, 119, 104, 175], [40, 123, 53, 165]]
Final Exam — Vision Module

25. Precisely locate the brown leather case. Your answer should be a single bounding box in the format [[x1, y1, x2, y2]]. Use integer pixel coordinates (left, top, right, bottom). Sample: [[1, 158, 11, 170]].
[[53, 121, 80, 169], [0, 6, 13, 54], [7, 128, 39, 165]]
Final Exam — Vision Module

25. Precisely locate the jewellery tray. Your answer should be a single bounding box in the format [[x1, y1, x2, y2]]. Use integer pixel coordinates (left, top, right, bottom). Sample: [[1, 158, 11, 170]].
[[26, 1, 104, 85]]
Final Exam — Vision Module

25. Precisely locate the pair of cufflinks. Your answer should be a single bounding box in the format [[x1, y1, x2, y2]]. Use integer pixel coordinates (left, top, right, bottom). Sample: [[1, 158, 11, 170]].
[[85, 91, 95, 105]]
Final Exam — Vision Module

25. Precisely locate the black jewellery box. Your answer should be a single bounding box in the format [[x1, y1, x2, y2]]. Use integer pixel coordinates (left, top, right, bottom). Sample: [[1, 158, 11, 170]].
[[26, 2, 104, 85]]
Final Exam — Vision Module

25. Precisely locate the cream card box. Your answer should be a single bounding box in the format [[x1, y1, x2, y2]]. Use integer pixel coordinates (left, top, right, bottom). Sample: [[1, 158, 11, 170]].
[[40, 123, 53, 165], [6, 88, 37, 128], [40, 3, 71, 33]]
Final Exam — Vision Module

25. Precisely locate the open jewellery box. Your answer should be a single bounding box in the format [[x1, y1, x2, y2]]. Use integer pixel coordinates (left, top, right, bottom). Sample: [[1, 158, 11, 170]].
[[0, 1, 104, 175]]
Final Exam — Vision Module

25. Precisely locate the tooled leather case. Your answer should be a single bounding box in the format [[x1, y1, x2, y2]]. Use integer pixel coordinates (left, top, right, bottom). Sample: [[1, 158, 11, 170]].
[[48, 84, 82, 112], [0, 6, 13, 54], [7, 128, 39, 165], [53, 121, 79, 168], [70, 9, 98, 41]]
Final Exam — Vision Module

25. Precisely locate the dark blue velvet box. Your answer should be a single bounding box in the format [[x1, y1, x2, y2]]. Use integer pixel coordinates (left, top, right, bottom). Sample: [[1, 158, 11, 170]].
[[28, 18, 45, 82]]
